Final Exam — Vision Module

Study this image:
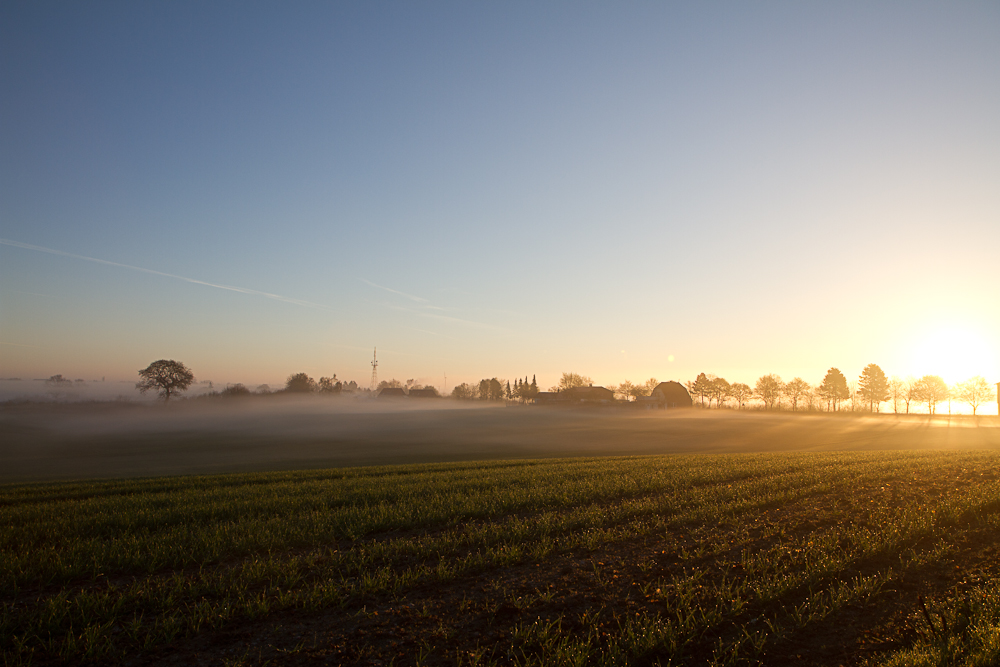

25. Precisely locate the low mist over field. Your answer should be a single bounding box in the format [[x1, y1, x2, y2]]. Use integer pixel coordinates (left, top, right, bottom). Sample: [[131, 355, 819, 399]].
[[3, 398, 999, 482]]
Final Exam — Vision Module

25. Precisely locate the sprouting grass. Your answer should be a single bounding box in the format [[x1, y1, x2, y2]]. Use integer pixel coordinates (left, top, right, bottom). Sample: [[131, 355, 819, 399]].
[[2, 451, 1000, 665]]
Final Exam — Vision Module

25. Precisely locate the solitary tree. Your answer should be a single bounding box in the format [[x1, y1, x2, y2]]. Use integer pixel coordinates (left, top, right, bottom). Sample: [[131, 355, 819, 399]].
[[817, 368, 850, 411], [857, 363, 890, 412], [45, 374, 75, 399], [754, 374, 784, 410], [955, 376, 995, 416], [783, 377, 810, 411], [137, 360, 195, 402]]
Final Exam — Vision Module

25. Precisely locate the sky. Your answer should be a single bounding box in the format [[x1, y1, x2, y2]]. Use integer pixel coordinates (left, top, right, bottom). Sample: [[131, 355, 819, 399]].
[[1, 2, 999, 393]]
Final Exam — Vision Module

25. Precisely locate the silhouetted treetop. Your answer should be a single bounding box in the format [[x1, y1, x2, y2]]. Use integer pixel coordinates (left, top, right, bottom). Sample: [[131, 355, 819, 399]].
[[857, 364, 890, 412], [137, 360, 195, 402], [285, 373, 316, 393]]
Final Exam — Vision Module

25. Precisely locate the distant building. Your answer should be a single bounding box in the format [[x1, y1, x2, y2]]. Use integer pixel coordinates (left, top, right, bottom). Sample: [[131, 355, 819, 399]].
[[408, 388, 440, 398], [535, 385, 615, 405], [377, 387, 407, 398], [640, 381, 693, 409]]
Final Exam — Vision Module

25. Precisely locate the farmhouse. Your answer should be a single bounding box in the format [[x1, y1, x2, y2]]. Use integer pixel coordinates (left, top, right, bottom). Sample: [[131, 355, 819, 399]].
[[377, 387, 406, 398], [640, 381, 693, 408], [535, 385, 615, 405], [408, 388, 440, 398]]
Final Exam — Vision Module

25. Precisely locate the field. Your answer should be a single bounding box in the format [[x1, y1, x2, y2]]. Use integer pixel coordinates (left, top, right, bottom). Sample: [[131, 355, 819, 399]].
[[3, 399, 1000, 481], [4, 444, 1000, 666]]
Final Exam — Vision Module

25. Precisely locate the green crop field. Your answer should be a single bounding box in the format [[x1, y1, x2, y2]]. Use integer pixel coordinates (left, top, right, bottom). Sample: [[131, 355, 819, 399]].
[[3, 451, 1000, 666]]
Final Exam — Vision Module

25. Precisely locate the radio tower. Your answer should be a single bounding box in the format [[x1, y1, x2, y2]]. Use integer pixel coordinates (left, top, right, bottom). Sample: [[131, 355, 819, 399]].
[[369, 347, 378, 392]]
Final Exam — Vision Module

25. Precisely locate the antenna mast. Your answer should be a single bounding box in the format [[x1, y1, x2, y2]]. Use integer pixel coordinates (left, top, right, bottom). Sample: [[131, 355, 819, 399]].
[[369, 347, 378, 392]]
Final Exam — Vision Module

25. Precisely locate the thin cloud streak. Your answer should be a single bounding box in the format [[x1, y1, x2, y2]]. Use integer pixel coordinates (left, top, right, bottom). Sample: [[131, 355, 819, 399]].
[[360, 278, 504, 330], [0, 239, 330, 310], [358, 278, 427, 303], [405, 327, 462, 343], [382, 302, 501, 331]]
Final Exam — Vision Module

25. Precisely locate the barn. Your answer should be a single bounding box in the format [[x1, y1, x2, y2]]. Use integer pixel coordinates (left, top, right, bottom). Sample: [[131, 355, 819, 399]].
[[642, 381, 693, 408]]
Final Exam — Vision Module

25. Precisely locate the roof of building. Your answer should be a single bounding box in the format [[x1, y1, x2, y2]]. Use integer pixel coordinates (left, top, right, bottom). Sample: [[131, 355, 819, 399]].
[[377, 387, 407, 397], [536, 385, 615, 402], [648, 381, 693, 406]]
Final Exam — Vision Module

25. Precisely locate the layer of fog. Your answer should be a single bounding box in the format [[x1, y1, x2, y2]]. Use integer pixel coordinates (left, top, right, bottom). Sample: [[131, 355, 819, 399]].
[[3, 397, 999, 483], [0, 377, 223, 403]]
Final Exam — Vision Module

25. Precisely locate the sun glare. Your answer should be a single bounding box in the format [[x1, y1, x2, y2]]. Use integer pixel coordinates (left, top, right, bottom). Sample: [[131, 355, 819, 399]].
[[908, 324, 997, 384]]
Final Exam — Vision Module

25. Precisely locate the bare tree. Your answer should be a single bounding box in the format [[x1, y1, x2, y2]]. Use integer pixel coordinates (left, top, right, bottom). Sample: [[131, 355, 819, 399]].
[[612, 380, 636, 402], [955, 376, 995, 416], [730, 383, 753, 410], [912, 375, 949, 414], [709, 377, 731, 408], [553, 372, 593, 392], [45, 374, 76, 399], [754, 374, 784, 410], [636, 378, 658, 401], [783, 377, 810, 411], [887, 376, 905, 414], [903, 377, 919, 414], [137, 360, 195, 402]]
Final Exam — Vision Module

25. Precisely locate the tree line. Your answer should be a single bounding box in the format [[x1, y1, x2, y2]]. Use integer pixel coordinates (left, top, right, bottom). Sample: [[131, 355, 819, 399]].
[[679, 365, 996, 415], [450, 376, 539, 402], [131, 360, 996, 415]]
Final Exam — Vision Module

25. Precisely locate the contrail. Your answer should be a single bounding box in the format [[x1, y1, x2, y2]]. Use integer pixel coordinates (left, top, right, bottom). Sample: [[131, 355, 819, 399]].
[[0, 238, 330, 310], [358, 278, 427, 303]]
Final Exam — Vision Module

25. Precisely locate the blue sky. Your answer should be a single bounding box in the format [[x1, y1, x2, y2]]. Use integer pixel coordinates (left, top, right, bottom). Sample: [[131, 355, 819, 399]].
[[2, 2, 999, 391]]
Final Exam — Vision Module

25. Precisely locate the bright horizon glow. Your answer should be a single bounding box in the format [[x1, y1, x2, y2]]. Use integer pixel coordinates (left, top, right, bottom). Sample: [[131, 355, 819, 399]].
[[906, 324, 998, 386]]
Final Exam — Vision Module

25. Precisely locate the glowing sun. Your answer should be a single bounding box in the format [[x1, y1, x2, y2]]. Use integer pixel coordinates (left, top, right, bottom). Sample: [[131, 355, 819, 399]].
[[909, 324, 996, 384]]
